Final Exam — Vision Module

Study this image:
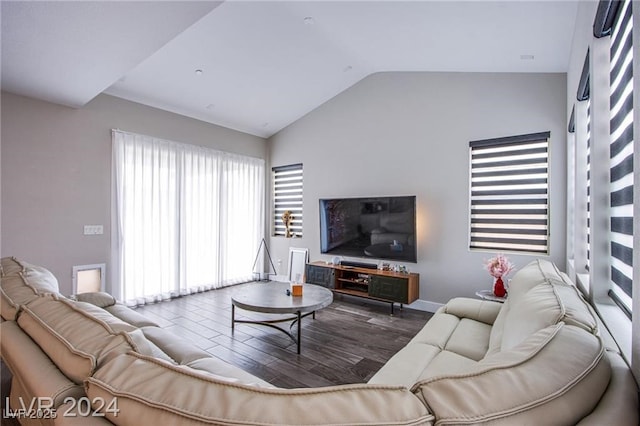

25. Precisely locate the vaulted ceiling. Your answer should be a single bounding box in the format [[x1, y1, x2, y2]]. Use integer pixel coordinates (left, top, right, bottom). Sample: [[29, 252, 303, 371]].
[[1, 1, 578, 138]]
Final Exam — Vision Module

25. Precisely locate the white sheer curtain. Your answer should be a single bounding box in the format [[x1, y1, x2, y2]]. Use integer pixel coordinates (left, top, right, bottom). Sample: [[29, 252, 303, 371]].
[[112, 130, 265, 306]]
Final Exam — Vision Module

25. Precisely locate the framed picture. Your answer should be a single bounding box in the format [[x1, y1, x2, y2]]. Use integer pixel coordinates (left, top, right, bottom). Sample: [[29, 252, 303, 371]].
[[287, 247, 308, 282]]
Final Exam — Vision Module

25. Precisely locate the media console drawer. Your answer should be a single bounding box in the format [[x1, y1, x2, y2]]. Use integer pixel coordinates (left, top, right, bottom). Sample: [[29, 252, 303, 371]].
[[305, 264, 335, 289], [369, 276, 409, 304]]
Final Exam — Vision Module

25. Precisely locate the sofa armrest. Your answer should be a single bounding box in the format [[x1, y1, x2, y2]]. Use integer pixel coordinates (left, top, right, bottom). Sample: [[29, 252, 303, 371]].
[[442, 297, 502, 325], [0, 321, 85, 407]]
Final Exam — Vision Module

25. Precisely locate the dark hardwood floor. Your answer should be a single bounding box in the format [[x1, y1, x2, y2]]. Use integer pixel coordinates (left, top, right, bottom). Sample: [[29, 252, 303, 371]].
[[133, 282, 432, 388]]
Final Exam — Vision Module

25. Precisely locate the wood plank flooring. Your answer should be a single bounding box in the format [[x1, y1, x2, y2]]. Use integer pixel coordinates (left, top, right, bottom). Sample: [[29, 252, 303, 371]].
[[133, 282, 432, 388]]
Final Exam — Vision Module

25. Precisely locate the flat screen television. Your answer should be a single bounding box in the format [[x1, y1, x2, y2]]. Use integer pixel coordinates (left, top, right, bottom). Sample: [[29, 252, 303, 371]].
[[319, 195, 417, 263]]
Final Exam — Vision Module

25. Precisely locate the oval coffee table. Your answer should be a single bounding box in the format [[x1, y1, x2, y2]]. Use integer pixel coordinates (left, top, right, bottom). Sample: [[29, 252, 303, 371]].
[[231, 282, 333, 354]]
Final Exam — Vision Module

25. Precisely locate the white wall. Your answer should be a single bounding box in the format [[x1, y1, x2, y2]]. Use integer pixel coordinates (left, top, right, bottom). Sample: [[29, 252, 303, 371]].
[[1, 92, 267, 295], [268, 71, 567, 309]]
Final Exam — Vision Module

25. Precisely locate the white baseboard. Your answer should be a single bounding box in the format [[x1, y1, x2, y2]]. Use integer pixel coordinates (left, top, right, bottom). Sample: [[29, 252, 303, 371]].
[[272, 275, 288, 282]]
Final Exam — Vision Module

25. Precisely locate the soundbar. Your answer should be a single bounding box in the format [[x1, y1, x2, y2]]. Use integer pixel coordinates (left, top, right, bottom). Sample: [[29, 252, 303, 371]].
[[340, 260, 378, 270]]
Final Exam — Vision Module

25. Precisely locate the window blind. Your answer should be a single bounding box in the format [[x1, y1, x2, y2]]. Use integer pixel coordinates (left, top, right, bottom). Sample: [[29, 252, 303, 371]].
[[587, 98, 592, 270], [608, 0, 633, 305], [272, 163, 303, 237], [469, 132, 550, 254], [578, 50, 591, 270], [568, 105, 576, 133]]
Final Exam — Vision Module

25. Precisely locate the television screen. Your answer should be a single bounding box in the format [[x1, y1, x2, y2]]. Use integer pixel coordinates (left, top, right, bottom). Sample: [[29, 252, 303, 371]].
[[319, 196, 417, 263]]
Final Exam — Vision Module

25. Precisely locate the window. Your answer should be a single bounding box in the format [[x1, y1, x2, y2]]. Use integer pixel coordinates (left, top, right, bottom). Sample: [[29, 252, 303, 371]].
[[272, 163, 303, 237], [113, 130, 265, 306], [468, 132, 550, 254], [577, 50, 592, 271], [608, 0, 634, 314], [567, 106, 576, 261]]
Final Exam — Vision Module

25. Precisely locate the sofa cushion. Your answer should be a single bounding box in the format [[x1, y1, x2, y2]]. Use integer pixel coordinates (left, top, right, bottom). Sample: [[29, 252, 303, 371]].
[[486, 299, 509, 356], [443, 318, 492, 360], [125, 329, 177, 364], [72, 291, 117, 308], [104, 304, 159, 328], [138, 326, 212, 364], [441, 297, 502, 326], [16, 294, 136, 384], [369, 299, 492, 387], [86, 352, 434, 426], [414, 301, 494, 359], [368, 343, 443, 387], [1, 262, 60, 321], [500, 282, 563, 350], [407, 308, 462, 348], [420, 350, 479, 379], [413, 323, 610, 425], [186, 357, 276, 388], [72, 292, 159, 327]]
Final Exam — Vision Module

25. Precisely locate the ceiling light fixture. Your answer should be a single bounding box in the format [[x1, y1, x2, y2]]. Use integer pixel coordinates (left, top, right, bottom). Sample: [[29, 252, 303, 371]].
[[303, 16, 315, 25], [343, 65, 353, 73], [205, 103, 215, 110], [195, 69, 204, 75], [520, 55, 535, 60]]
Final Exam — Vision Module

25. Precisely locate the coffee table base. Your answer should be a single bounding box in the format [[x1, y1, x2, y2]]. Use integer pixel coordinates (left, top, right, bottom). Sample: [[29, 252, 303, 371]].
[[231, 305, 316, 354]]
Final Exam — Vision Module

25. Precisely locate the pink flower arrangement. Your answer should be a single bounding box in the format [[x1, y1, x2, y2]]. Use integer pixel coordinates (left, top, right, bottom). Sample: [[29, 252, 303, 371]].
[[484, 254, 515, 279]]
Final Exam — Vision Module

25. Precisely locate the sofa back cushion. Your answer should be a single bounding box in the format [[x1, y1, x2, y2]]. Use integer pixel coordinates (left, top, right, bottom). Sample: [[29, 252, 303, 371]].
[[86, 352, 433, 426], [1, 256, 26, 276], [1, 261, 60, 320], [500, 282, 562, 350], [487, 259, 597, 354], [506, 259, 570, 301], [16, 294, 136, 384], [413, 323, 610, 425]]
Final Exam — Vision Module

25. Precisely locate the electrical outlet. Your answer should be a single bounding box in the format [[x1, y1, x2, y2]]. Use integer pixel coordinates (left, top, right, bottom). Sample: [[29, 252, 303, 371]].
[[83, 225, 104, 235]]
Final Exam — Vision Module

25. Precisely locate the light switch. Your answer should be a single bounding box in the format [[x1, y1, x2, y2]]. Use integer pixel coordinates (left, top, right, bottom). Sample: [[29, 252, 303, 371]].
[[83, 225, 104, 235]]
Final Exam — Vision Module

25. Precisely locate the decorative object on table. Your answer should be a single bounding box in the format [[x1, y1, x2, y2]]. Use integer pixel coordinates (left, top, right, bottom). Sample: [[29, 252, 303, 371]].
[[290, 282, 303, 296], [281, 210, 295, 238], [484, 254, 515, 298], [379, 262, 391, 271]]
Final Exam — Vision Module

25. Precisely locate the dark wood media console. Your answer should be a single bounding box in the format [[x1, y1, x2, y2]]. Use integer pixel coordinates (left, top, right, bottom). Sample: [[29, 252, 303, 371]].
[[305, 261, 419, 314]]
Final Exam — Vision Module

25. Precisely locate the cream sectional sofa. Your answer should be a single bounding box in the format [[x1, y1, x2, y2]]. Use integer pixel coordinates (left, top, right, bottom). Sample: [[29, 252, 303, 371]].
[[0, 256, 638, 425]]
